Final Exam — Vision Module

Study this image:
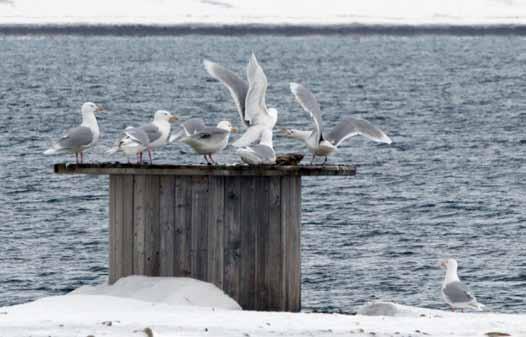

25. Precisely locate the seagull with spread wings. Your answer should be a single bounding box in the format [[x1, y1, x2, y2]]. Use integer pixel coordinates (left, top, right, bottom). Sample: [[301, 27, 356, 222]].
[[204, 53, 278, 148], [283, 82, 392, 164]]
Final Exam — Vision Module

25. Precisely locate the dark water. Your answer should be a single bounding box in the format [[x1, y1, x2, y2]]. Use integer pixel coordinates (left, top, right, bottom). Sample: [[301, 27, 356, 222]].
[[1, 34, 525, 313]]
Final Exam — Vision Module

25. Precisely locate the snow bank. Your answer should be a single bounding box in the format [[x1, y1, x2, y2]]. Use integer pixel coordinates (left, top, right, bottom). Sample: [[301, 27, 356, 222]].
[[1, 0, 526, 25], [70, 275, 241, 310], [1, 279, 525, 337]]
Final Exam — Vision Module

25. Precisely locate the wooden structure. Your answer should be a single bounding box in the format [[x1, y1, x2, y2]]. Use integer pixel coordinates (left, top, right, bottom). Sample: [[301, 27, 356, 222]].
[[54, 163, 356, 312]]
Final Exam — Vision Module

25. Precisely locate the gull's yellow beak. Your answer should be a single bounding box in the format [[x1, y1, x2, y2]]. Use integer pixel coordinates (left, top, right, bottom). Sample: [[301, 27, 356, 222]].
[[439, 260, 447, 269], [95, 105, 105, 113], [169, 115, 178, 122], [230, 127, 238, 133]]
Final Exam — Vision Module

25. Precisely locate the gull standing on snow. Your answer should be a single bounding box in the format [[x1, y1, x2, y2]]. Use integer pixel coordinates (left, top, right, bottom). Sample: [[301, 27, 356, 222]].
[[175, 118, 237, 164], [283, 82, 392, 164], [237, 128, 276, 165], [204, 53, 278, 147], [44, 102, 104, 164], [440, 258, 485, 312]]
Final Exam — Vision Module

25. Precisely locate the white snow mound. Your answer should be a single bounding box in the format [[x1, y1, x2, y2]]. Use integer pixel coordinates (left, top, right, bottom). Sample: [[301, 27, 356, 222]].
[[70, 275, 241, 310]]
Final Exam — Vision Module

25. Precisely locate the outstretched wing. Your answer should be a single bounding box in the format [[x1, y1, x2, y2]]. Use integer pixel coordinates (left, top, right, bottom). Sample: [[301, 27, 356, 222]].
[[289, 82, 323, 141], [245, 53, 269, 125], [326, 116, 392, 147], [204, 59, 249, 127]]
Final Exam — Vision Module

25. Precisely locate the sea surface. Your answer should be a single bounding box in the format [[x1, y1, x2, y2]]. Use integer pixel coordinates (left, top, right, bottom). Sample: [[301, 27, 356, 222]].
[[1, 34, 525, 313]]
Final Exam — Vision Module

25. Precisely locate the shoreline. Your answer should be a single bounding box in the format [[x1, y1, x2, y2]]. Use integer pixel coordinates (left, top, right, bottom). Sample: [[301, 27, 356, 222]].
[[2, 23, 526, 36]]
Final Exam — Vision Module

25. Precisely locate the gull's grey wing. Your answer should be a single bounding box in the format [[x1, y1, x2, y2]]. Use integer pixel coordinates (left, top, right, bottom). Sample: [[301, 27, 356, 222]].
[[139, 123, 162, 144], [289, 82, 322, 141], [326, 116, 392, 147], [190, 127, 229, 142], [245, 54, 268, 125], [442, 281, 475, 304], [58, 126, 93, 149], [249, 144, 275, 162], [204, 59, 249, 127], [124, 127, 150, 146], [182, 118, 207, 135]]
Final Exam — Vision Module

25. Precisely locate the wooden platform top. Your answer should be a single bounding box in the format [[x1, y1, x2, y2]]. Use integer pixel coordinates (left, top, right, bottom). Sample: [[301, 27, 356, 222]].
[[54, 163, 356, 177]]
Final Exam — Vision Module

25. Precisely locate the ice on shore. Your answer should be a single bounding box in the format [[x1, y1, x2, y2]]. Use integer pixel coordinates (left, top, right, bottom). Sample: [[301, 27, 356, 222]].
[[1, 0, 526, 25], [0, 276, 525, 337]]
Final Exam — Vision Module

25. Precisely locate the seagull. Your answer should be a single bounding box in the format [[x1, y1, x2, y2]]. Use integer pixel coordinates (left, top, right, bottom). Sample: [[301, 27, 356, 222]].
[[106, 126, 150, 164], [44, 102, 104, 164], [107, 110, 177, 164], [203, 53, 278, 147], [283, 82, 392, 164], [440, 258, 485, 312], [176, 119, 237, 164], [237, 128, 276, 165], [141, 110, 178, 163]]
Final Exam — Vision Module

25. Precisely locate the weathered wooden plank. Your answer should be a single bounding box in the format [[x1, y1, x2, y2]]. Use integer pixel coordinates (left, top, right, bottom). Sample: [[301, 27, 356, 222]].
[[223, 176, 241, 305], [207, 176, 225, 288], [285, 176, 302, 312], [120, 175, 135, 279], [109, 175, 134, 283], [109, 175, 118, 283], [159, 176, 176, 276], [190, 175, 209, 281], [239, 177, 257, 310], [133, 175, 160, 276], [54, 163, 356, 177], [174, 176, 192, 276], [255, 176, 270, 310], [267, 176, 283, 310]]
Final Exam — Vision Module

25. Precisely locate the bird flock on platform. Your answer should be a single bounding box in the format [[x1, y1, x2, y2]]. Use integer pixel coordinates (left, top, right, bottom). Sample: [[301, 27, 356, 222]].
[[41, 55, 489, 312], [44, 53, 392, 165]]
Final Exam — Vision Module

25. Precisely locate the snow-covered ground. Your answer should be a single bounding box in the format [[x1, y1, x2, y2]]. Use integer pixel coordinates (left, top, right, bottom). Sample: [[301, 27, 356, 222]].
[[0, 276, 525, 337], [1, 0, 526, 25]]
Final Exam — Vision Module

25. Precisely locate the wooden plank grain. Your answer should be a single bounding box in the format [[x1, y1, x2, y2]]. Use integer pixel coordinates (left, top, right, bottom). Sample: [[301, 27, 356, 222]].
[[223, 176, 241, 304], [120, 175, 135, 279], [191, 175, 209, 281], [54, 163, 356, 177], [159, 176, 176, 276], [174, 176, 192, 276], [239, 177, 257, 310], [207, 176, 225, 288], [255, 176, 270, 310], [133, 175, 160, 276], [267, 176, 283, 310]]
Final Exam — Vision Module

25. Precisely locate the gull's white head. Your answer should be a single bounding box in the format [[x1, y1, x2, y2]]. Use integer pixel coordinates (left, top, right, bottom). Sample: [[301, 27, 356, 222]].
[[81, 102, 104, 115], [217, 121, 237, 133], [154, 110, 178, 122], [440, 258, 458, 271]]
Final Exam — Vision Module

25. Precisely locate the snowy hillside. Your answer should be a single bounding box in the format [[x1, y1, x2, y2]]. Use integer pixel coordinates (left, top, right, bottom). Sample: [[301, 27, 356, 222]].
[[1, 0, 526, 25]]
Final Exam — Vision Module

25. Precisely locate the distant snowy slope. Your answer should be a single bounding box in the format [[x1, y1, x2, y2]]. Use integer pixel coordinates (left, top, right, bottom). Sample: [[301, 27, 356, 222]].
[[1, 0, 526, 25]]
